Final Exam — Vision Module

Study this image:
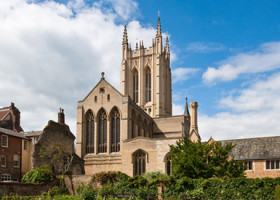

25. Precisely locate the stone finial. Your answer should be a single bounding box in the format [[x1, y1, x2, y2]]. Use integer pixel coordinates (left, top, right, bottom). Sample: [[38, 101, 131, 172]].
[[184, 96, 190, 117], [156, 12, 161, 37], [165, 35, 169, 53], [122, 24, 128, 44], [58, 108, 65, 124], [101, 72, 105, 80]]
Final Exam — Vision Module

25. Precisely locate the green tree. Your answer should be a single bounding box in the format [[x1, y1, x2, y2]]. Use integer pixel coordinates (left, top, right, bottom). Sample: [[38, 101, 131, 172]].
[[170, 138, 245, 179]]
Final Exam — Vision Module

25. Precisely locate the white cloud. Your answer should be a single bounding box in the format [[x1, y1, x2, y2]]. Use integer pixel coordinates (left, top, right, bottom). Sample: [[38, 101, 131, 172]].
[[172, 68, 199, 83], [0, 0, 160, 134], [203, 42, 280, 83], [186, 42, 225, 53], [104, 0, 139, 20], [172, 103, 184, 116], [199, 72, 280, 141]]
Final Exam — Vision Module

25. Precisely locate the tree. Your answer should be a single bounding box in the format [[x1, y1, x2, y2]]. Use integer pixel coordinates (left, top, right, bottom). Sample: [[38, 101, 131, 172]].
[[40, 145, 74, 186], [170, 138, 245, 179]]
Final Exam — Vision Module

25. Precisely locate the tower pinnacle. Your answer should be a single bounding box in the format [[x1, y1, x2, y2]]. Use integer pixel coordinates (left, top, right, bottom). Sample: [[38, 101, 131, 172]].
[[184, 96, 190, 117], [122, 24, 128, 44], [156, 12, 161, 37], [165, 35, 169, 53]]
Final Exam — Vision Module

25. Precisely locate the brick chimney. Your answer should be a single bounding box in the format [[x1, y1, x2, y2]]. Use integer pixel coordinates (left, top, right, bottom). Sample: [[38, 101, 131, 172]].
[[58, 108, 65, 124]]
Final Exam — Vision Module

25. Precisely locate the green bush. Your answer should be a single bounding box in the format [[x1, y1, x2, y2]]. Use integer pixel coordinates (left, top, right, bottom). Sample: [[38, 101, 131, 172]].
[[22, 165, 54, 183], [47, 185, 69, 197], [161, 177, 280, 200], [77, 184, 97, 200], [276, 185, 280, 200]]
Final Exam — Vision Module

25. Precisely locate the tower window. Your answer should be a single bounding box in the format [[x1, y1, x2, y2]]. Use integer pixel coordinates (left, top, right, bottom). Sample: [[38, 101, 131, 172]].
[[94, 96, 97, 102], [98, 109, 107, 153], [86, 111, 94, 154], [107, 94, 110, 101], [111, 109, 120, 152], [145, 68, 151, 102], [133, 69, 139, 103]]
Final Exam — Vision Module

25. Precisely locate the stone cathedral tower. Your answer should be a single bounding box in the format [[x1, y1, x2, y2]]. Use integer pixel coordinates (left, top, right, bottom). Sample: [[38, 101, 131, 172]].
[[120, 17, 172, 117]]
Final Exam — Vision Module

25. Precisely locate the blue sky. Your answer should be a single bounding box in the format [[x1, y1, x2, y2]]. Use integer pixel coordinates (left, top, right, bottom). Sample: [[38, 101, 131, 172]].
[[0, 0, 280, 140]]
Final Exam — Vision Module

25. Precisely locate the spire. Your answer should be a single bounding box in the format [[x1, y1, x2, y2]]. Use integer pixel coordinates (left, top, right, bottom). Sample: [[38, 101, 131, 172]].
[[184, 96, 190, 117], [165, 35, 169, 53], [122, 24, 128, 44], [156, 11, 161, 37]]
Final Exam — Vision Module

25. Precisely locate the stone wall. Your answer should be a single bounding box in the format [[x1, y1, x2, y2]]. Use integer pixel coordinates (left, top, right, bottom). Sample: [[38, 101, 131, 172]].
[[64, 175, 92, 195], [245, 160, 280, 178], [0, 182, 52, 198]]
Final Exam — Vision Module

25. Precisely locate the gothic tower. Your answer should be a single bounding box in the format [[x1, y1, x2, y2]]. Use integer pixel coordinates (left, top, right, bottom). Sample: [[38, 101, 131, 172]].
[[120, 16, 172, 117]]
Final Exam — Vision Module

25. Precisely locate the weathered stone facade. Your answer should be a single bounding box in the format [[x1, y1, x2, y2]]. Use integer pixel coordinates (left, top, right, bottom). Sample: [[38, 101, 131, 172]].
[[76, 17, 200, 177]]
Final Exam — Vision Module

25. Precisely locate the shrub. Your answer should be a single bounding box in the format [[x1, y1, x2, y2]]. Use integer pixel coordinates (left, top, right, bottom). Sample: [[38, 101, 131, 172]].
[[77, 184, 97, 200], [91, 171, 121, 186], [22, 165, 54, 183], [276, 185, 280, 200], [47, 185, 69, 197]]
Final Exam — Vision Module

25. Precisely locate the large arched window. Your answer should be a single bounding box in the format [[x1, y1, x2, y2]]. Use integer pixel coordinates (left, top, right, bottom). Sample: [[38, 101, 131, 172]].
[[98, 109, 107, 153], [165, 154, 172, 175], [85, 110, 94, 153], [111, 108, 120, 152], [133, 69, 139, 103], [133, 150, 147, 176], [145, 67, 151, 102]]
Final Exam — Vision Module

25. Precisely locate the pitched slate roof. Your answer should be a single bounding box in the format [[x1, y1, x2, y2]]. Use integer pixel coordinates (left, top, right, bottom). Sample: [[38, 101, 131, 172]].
[[220, 136, 280, 160], [0, 127, 28, 139]]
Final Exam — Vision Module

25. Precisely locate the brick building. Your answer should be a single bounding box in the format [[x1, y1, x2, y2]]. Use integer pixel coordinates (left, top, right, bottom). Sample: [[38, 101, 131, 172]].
[[0, 128, 27, 181]]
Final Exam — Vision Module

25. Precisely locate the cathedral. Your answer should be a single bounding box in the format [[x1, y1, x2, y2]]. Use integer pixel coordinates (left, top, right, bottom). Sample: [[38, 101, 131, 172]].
[[75, 17, 200, 177]]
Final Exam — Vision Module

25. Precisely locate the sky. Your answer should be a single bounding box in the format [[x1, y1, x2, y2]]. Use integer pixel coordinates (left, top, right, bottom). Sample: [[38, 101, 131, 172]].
[[1, 0, 280, 141]]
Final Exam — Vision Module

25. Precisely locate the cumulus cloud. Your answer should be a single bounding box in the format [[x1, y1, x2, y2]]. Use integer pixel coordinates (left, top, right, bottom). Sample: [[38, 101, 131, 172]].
[[199, 72, 280, 141], [0, 0, 159, 133], [172, 68, 199, 83], [203, 42, 280, 83], [186, 42, 225, 53], [172, 103, 184, 116]]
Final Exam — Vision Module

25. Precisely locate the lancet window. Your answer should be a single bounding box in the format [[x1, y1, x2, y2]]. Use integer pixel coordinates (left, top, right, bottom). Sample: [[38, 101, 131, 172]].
[[98, 109, 107, 153], [166, 154, 172, 175], [145, 67, 151, 102], [111, 109, 120, 152], [133, 69, 139, 103], [85, 111, 94, 154]]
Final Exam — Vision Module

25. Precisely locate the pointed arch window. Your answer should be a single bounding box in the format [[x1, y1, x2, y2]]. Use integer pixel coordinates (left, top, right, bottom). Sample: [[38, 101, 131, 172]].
[[165, 154, 172, 175], [133, 69, 139, 103], [145, 67, 151, 102], [111, 109, 120, 152], [98, 109, 107, 153], [86, 111, 94, 153], [134, 150, 146, 176]]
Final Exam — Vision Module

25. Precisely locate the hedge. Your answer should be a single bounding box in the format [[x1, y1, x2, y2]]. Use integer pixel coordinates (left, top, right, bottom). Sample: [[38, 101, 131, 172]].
[[162, 177, 280, 200]]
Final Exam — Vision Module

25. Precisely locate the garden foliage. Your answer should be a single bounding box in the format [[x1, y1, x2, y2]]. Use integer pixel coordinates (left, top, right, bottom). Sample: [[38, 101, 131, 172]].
[[170, 138, 245, 179], [22, 165, 54, 183]]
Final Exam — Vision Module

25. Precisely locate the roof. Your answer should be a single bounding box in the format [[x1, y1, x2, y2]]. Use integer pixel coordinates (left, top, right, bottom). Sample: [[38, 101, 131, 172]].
[[0, 110, 9, 120], [0, 127, 28, 139], [220, 136, 280, 160], [24, 131, 43, 137], [79, 77, 123, 102]]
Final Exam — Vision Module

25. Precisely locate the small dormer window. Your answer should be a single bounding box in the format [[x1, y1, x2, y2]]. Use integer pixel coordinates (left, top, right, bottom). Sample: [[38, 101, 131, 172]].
[[107, 94, 110, 101], [95, 96, 97, 102]]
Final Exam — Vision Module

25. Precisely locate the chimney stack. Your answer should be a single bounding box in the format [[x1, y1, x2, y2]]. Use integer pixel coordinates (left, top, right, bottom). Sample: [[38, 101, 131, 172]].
[[190, 102, 198, 133], [58, 108, 65, 124]]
